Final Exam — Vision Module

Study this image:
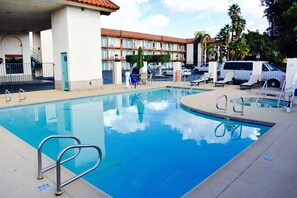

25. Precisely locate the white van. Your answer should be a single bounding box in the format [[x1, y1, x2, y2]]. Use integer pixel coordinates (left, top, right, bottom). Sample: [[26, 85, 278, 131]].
[[219, 61, 285, 87]]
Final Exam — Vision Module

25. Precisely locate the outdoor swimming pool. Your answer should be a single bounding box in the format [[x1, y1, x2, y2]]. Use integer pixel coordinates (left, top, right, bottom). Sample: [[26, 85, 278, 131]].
[[0, 88, 271, 197]]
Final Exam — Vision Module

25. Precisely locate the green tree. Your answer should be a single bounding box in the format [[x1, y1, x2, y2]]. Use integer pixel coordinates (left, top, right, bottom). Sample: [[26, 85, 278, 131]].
[[242, 30, 284, 64], [261, 0, 297, 57], [126, 55, 137, 71], [234, 16, 246, 39], [137, 47, 143, 69], [195, 32, 210, 64], [216, 24, 231, 61], [228, 3, 241, 41], [228, 38, 249, 60]]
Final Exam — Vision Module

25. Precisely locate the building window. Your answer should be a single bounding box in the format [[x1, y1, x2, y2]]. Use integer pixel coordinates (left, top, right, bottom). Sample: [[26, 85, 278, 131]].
[[108, 38, 115, 46], [109, 50, 115, 58], [145, 41, 152, 49], [5, 55, 23, 74], [101, 37, 107, 47], [102, 61, 109, 70], [101, 49, 108, 59]]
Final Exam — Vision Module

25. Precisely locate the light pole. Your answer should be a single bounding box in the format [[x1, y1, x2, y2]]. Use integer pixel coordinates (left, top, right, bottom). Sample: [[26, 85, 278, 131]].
[[256, 53, 260, 61]]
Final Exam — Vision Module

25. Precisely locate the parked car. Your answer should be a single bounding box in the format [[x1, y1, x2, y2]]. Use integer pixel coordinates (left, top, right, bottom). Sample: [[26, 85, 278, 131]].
[[148, 63, 166, 75], [162, 67, 191, 77], [193, 63, 222, 73], [183, 64, 195, 69]]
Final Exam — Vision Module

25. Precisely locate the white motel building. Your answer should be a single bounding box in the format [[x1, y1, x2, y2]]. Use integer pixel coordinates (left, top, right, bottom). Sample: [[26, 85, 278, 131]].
[[0, 0, 211, 91]]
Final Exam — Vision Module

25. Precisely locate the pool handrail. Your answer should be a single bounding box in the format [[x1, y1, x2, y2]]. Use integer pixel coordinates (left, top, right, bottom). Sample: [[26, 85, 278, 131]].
[[232, 97, 244, 115], [19, 88, 26, 102], [5, 89, 11, 103], [256, 80, 268, 104], [37, 135, 82, 180], [55, 144, 102, 196], [216, 95, 228, 113], [277, 80, 286, 107]]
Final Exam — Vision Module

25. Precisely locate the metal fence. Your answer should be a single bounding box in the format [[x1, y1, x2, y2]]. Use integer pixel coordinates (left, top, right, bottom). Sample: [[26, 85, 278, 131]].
[[0, 62, 55, 93]]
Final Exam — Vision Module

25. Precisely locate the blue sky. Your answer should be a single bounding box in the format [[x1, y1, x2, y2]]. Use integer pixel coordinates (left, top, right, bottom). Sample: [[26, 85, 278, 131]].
[[101, 0, 268, 38]]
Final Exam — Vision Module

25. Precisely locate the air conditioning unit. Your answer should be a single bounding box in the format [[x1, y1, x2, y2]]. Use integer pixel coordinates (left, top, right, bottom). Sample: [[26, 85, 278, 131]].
[[110, 56, 114, 58], [110, 44, 114, 47]]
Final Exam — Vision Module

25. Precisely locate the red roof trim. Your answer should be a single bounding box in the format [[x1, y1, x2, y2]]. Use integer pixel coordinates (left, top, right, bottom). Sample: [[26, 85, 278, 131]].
[[65, 0, 120, 11]]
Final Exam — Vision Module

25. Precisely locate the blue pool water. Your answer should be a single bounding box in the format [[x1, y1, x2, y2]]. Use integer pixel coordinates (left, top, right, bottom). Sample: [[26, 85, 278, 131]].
[[234, 97, 288, 108], [0, 88, 271, 197]]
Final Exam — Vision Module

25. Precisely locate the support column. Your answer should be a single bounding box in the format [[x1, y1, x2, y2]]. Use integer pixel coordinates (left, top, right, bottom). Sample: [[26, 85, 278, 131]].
[[173, 62, 181, 82], [113, 61, 122, 84], [51, 6, 103, 91], [208, 61, 218, 83]]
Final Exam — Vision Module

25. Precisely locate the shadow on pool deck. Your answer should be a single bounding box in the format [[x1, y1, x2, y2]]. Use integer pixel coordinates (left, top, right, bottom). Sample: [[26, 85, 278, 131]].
[[0, 82, 297, 197]]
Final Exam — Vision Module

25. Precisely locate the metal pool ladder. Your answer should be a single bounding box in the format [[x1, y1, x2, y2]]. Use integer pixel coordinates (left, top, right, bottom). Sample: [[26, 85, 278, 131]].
[[232, 97, 244, 115], [37, 135, 102, 196], [277, 80, 286, 107], [5, 89, 11, 103], [216, 95, 228, 113], [19, 88, 26, 102], [256, 80, 268, 104]]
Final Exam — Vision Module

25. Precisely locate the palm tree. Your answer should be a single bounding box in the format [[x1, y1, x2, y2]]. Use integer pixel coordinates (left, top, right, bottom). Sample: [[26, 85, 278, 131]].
[[228, 4, 241, 41], [235, 37, 249, 60], [234, 16, 246, 39], [195, 32, 210, 65], [216, 24, 231, 60], [228, 37, 250, 60]]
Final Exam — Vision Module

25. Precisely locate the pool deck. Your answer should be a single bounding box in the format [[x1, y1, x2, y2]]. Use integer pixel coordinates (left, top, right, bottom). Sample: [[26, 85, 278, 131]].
[[0, 81, 297, 197]]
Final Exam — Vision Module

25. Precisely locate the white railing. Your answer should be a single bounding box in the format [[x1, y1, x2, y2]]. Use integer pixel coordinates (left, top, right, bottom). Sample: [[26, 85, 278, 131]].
[[256, 80, 268, 104]]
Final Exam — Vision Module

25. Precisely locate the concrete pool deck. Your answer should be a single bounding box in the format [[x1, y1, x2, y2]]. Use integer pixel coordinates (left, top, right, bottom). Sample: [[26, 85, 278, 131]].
[[0, 81, 297, 197]]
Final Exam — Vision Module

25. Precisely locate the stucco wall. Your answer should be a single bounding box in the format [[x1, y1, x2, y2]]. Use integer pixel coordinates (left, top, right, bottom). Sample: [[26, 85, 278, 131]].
[[51, 7, 68, 82], [186, 43, 193, 64], [0, 31, 31, 76], [52, 6, 102, 90]]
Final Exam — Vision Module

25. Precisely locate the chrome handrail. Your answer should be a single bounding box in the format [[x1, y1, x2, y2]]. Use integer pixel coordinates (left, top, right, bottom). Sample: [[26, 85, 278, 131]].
[[55, 144, 102, 196], [256, 80, 268, 104], [19, 88, 26, 102], [216, 95, 228, 113], [277, 80, 286, 107], [5, 89, 11, 103], [37, 135, 81, 180], [232, 97, 244, 115]]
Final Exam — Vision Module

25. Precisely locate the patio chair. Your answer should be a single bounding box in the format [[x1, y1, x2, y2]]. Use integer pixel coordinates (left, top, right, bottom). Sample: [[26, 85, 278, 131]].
[[240, 74, 260, 90], [190, 72, 212, 86], [215, 72, 234, 87], [129, 74, 140, 88]]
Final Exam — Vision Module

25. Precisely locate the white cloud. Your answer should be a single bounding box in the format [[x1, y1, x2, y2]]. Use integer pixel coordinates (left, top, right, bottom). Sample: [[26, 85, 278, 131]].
[[227, 0, 268, 32], [161, 0, 229, 13], [101, 0, 268, 38], [101, 0, 169, 33]]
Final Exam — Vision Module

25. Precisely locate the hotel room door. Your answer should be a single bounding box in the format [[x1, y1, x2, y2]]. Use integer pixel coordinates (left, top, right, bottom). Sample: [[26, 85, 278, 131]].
[[61, 52, 69, 91]]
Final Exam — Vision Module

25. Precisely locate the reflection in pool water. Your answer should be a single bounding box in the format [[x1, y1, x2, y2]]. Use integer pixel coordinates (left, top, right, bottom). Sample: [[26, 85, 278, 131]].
[[0, 88, 271, 198]]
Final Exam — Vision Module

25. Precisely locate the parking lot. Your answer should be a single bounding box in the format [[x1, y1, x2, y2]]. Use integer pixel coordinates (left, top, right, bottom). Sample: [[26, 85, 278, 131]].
[[102, 70, 203, 84]]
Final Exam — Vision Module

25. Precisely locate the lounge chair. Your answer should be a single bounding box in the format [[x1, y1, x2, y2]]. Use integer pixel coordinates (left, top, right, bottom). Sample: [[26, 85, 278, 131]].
[[190, 72, 212, 86], [129, 74, 140, 88], [240, 74, 260, 90], [215, 72, 234, 87]]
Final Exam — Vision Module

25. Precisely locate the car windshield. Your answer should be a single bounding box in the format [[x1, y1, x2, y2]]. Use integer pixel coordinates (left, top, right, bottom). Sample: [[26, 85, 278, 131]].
[[265, 62, 278, 71]]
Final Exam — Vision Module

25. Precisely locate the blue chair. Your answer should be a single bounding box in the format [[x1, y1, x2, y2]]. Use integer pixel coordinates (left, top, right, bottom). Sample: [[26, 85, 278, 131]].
[[130, 74, 139, 88]]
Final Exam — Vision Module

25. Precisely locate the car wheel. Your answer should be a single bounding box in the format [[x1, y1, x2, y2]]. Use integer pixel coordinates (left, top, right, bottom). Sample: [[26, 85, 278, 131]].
[[193, 69, 198, 74], [163, 72, 167, 76], [268, 79, 280, 88]]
